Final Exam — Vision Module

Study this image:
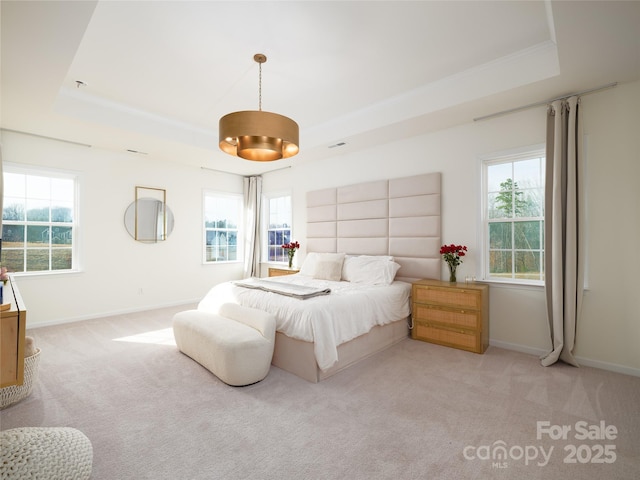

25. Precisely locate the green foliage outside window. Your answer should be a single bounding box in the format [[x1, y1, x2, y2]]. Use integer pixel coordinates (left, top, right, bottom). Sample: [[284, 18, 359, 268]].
[[486, 155, 544, 282]]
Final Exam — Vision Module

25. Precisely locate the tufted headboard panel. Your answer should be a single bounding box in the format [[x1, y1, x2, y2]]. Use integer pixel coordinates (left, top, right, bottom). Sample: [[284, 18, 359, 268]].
[[306, 173, 441, 282]]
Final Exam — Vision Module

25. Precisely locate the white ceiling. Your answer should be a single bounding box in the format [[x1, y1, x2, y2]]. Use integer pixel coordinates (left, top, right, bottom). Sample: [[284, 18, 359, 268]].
[[2, 1, 639, 176]]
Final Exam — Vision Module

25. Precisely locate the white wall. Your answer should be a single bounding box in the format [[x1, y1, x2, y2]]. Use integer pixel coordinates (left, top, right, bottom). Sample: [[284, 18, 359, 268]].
[[1, 131, 245, 325], [3, 80, 638, 375], [264, 80, 640, 375], [576, 81, 640, 374]]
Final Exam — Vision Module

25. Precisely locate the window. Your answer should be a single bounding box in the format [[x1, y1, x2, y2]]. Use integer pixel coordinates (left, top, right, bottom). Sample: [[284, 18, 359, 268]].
[[203, 191, 242, 263], [264, 193, 292, 263], [483, 148, 545, 283], [2, 165, 78, 274]]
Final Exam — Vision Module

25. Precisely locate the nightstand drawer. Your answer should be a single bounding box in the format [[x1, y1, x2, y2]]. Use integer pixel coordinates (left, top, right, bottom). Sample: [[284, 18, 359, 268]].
[[413, 286, 480, 310], [412, 323, 481, 352], [413, 304, 480, 331]]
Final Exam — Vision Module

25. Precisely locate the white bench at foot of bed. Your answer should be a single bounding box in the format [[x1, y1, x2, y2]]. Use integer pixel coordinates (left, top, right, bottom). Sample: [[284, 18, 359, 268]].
[[172, 303, 276, 386]]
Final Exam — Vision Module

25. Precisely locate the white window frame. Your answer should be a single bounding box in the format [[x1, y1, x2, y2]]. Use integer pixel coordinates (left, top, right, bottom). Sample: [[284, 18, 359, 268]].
[[202, 190, 243, 264], [480, 145, 545, 286], [2, 163, 80, 276], [262, 191, 293, 264]]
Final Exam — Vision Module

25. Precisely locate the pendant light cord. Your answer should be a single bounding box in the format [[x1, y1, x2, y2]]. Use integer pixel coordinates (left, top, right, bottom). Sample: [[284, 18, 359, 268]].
[[258, 62, 262, 112]]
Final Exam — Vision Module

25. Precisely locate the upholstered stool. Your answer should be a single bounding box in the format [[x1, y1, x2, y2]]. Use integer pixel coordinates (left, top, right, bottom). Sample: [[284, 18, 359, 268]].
[[172, 303, 276, 386], [0, 427, 93, 480]]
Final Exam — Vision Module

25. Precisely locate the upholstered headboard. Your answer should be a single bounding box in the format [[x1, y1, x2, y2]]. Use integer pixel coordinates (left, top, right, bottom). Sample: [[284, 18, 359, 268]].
[[306, 173, 441, 282]]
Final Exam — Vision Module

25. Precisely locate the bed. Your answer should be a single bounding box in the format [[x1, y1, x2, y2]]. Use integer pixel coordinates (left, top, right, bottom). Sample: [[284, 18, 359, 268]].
[[199, 172, 441, 382]]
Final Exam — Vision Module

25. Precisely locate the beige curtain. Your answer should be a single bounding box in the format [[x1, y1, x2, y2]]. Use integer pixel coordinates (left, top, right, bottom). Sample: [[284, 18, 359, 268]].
[[243, 175, 262, 278], [541, 96, 585, 367]]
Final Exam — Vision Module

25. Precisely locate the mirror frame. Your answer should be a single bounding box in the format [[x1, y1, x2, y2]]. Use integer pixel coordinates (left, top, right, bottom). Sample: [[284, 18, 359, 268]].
[[124, 186, 174, 242]]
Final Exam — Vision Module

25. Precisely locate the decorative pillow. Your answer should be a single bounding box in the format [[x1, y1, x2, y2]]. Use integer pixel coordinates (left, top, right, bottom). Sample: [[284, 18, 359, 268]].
[[298, 252, 319, 276], [312, 253, 346, 281], [342, 255, 401, 285]]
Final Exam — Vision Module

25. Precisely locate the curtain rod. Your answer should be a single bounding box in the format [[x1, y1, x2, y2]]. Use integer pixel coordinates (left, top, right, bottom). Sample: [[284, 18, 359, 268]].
[[473, 82, 618, 122], [200, 165, 291, 177]]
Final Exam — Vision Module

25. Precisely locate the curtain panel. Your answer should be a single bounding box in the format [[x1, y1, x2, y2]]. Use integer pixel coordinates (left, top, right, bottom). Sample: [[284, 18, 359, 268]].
[[243, 176, 262, 278], [541, 96, 585, 367]]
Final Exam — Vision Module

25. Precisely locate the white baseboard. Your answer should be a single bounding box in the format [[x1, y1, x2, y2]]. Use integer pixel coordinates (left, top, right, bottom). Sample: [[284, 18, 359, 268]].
[[573, 355, 640, 378], [490, 339, 640, 378], [489, 339, 547, 357], [28, 299, 200, 329]]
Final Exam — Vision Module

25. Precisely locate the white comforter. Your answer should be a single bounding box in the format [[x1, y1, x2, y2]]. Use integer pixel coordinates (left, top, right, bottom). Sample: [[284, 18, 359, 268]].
[[197, 274, 411, 371]]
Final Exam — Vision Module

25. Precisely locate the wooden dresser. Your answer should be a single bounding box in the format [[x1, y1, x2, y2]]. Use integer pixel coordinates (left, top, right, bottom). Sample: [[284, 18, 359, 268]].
[[411, 279, 489, 354], [1, 275, 27, 387], [268, 267, 300, 277]]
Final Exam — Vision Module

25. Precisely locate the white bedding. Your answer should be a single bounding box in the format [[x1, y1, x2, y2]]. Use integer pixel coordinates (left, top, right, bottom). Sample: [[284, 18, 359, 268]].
[[197, 274, 411, 371]]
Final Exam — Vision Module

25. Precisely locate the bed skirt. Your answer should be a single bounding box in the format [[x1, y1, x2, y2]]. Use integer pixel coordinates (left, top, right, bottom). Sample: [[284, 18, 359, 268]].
[[271, 317, 410, 383]]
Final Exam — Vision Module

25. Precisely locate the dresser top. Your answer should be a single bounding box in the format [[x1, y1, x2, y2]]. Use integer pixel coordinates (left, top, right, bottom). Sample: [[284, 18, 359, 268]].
[[412, 278, 488, 292]]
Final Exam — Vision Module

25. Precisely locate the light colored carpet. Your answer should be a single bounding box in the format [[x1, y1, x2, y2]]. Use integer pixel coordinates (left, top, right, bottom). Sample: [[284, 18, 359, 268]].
[[1, 304, 638, 479]]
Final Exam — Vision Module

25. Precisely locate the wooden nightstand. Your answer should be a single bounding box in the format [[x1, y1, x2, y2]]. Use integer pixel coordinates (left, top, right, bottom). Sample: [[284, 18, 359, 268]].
[[268, 267, 300, 277], [411, 279, 489, 354]]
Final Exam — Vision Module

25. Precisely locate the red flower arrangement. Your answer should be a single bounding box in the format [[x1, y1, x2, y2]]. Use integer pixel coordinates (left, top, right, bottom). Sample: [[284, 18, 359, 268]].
[[282, 241, 300, 268], [440, 244, 467, 282]]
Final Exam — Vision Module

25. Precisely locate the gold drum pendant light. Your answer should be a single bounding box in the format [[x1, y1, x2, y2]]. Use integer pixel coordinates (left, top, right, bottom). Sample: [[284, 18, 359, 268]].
[[219, 54, 299, 161]]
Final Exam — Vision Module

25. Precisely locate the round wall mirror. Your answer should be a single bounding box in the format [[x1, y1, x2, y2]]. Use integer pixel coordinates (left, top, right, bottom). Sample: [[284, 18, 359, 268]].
[[124, 198, 175, 242]]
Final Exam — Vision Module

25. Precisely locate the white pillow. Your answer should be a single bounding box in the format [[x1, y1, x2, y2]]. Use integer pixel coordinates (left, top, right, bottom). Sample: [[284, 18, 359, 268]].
[[342, 255, 401, 285], [342, 255, 393, 279], [312, 253, 346, 281], [298, 252, 319, 276]]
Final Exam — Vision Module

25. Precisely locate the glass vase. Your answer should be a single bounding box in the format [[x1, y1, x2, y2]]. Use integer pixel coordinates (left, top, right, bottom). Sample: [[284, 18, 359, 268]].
[[448, 263, 457, 283], [288, 255, 294, 269]]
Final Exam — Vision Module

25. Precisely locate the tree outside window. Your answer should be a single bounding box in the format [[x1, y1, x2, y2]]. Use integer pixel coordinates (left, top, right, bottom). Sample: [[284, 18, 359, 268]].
[[485, 153, 545, 282]]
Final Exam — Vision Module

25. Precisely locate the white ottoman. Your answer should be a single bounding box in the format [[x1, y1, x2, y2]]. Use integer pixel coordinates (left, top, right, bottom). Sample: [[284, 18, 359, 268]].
[[172, 303, 276, 386], [0, 427, 93, 480]]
